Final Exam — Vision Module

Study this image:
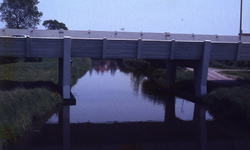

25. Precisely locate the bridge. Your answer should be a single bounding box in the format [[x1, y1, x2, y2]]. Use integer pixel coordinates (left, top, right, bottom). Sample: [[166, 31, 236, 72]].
[[0, 29, 250, 99]]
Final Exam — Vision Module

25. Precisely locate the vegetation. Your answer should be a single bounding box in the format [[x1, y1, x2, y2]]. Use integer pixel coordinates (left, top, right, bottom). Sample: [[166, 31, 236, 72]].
[[71, 58, 92, 87], [43, 19, 68, 30], [219, 71, 250, 83], [203, 85, 250, 137], [209, 60, 250, 69], [121, 59, 194, 89], [0, 88, 62, 146], [0, 57, 91, 148], [0, 0, 43, 29]]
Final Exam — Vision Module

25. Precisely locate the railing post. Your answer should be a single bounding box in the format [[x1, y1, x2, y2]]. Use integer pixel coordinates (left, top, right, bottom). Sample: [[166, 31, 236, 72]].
[[236, 41, 242, 61], [137, 38, 142, 59], [194, 40, 211, 97], [103, 37, 107, 59], [170, 39, 175, 60], [62, 36, 71, 99], [25, 36, 30, 57]]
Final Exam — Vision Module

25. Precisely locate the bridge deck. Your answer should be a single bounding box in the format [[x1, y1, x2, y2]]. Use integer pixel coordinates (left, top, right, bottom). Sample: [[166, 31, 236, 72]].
[[0, 36, 249, 61]]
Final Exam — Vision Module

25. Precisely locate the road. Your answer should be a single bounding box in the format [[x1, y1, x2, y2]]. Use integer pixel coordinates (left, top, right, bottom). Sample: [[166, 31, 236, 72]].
[[207, 68, 250, 81], [187, 68, 250, 81]]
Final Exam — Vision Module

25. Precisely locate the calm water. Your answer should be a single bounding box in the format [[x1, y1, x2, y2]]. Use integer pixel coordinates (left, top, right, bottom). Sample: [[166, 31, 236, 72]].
[[47, 60, 213, 124], [9, 60, 250, 150]]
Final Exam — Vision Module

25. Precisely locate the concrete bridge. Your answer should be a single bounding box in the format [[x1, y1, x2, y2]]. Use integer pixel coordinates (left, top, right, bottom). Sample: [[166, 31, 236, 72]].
[[0, 29, 250, 99]]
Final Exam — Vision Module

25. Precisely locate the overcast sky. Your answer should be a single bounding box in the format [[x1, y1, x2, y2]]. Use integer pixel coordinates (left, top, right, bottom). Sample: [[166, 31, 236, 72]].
[[0, 0, 250, 35]]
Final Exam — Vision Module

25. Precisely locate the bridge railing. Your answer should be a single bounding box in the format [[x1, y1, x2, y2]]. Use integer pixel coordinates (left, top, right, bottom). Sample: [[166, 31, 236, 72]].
[[0, 36, 249, 61], [2, 28, 250, 42]]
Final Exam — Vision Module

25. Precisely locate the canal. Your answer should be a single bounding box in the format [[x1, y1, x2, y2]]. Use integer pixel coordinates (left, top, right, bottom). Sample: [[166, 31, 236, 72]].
[[7, 60, 250, 150]]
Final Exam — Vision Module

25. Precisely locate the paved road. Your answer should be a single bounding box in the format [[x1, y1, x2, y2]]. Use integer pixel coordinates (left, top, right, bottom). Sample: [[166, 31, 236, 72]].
[[207, 68, 250, 81], [187, 68, 250, 81]]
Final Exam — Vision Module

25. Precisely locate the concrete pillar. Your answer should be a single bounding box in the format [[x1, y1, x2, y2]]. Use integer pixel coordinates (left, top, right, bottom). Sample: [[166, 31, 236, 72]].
[[61, 36, 71, 99], [194, 40, 211, 97], [193, 104, 207, 150], [166, 60, 176, 88]]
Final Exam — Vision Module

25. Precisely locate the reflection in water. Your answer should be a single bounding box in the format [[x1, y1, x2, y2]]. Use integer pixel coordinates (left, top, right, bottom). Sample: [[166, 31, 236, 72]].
[[55, 101, 248, 150], [14, 60, 250, 149]]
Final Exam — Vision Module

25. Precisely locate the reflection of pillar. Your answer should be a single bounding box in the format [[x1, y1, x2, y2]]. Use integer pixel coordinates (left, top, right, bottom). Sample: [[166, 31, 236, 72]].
[[62, 106, 70, 150], [194, 40, 211, 97], [193, 104, 207, 150], [164, 94, 176, 124], [166, 60, 176, 88]]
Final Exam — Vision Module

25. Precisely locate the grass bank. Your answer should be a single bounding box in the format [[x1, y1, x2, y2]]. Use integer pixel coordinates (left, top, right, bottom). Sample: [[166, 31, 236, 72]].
[[219, 71, 250, 83], [0, 57, 91, 148], [0, 88, 62, 147], [203, 85, 250, 137], [209, 60, 250, 69], [122, 59, 194, 88]]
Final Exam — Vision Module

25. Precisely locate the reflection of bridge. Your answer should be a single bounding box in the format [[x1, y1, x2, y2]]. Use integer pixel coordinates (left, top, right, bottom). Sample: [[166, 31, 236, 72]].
[[15, 95, 249, 150], [1, 29, 250, 99]]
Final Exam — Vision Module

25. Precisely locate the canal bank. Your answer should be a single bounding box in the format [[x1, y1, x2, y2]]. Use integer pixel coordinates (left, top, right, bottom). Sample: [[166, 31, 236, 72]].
[[10, 59, 249, 150], [0, 58, 91, 148]]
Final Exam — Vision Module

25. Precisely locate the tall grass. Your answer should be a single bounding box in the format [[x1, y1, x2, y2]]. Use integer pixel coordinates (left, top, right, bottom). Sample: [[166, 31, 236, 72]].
[[0, 58, 59, 84], [0, 57, 92, 148], [0, 87, 62, 147], [71, 58, 92, 87]]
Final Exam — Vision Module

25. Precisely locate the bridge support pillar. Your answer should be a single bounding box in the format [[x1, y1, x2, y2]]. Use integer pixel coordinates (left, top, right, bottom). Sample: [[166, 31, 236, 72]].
[[166, 60, 176, 88], [194, 40, 211, 97], [59, 36, 71, 99]]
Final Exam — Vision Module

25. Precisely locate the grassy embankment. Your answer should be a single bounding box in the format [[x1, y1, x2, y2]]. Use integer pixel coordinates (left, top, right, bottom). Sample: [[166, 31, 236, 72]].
[[0, 58, 91, 147], [207, 61, 250, 136], [122, 59, 250, 136], [122, 59, 193, 89]]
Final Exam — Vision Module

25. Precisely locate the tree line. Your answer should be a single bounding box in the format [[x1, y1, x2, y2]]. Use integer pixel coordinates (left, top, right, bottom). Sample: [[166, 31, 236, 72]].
[[0, 0, 68, 63], [0, 0, 68, 30]]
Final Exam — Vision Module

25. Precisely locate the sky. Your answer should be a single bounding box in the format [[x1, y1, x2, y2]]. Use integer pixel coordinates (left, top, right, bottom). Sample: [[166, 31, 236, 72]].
[[0, 0, 250, 35]]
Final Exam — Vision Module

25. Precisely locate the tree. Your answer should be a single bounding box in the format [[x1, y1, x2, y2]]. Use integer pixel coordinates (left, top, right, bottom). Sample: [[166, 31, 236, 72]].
[[0, 0, 43, 29], [43, 20, 68, 30]]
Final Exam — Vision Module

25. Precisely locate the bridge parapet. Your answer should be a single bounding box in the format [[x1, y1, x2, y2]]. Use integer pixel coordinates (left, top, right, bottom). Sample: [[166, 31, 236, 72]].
[[0, 36, 250, 61], [2, 28, 249, 42]]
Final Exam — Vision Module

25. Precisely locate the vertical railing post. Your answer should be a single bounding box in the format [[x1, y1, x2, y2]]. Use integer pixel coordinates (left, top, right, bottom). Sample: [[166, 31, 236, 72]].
[[194, 40, 211, 97], [170, 39, 175, 60], [25, 36, 30, 57], [62, 36, 71, 99], [137, 38, 142, 59], [236, 41, 242, 61], [103, 37, 107, 59]]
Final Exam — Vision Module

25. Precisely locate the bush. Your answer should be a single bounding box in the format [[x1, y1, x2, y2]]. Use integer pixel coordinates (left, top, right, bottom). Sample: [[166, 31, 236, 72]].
[[204, 85, 250, 125], [0, 57, 20, 64], [24, 57, 43, 62], [209, 60, 250, 69]]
